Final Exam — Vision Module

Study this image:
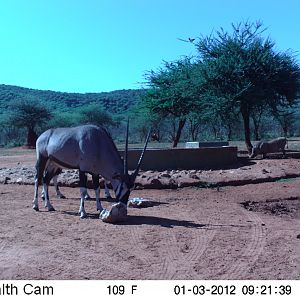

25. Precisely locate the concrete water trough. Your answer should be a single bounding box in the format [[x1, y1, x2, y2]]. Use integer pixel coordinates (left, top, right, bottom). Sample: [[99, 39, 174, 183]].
[[185, 141, 229, 148], [119, 146, 238, 171]]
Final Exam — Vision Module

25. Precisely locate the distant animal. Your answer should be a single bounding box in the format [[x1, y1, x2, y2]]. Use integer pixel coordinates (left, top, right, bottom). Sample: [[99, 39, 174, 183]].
[[33, 123, 150, 222], [249, 137, 287, 159]]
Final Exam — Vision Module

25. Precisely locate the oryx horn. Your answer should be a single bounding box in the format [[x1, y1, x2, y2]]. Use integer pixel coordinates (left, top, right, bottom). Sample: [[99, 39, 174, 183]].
[[132, 128, 151, 180], [124, 118, 129, 175]]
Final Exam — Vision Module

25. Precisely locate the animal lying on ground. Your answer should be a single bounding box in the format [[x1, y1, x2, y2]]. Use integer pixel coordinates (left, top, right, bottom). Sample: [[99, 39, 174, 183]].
[[249, 137, 287, 159], [33, 123, 150, 223]]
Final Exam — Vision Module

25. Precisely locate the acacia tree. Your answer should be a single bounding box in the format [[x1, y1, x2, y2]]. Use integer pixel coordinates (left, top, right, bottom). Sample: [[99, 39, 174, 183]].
[[7, 98, 51, 147], [75, 103, 116, 128], [196, 21, 300, 152], [129, 106, 166, 142], [143, 58, 202, 147], [271, 106, 296, 137]]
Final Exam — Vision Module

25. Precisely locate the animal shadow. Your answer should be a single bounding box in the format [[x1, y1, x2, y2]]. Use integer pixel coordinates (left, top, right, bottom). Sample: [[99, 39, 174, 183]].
[[61, 211, 100, 219], [85, 198, 168, 208], [61, 210, 206, 227], [119, 215, 206, 228]]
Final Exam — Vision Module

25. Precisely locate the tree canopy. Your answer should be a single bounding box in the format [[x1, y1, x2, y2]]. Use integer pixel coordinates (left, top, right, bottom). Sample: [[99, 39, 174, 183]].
[[141, 21, 300, 149], [143, 58, 205, 146], [195, 21, 300, 151], [6, 98, 52, 146]]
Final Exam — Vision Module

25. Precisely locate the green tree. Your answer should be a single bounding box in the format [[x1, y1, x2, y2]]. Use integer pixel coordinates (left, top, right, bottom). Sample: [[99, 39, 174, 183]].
[[271, 106, 296, 137], [75, 103, 116, 128], [143, 58, 202, 147], [196, 21, 300, 152], [7, 98, 51, 147]]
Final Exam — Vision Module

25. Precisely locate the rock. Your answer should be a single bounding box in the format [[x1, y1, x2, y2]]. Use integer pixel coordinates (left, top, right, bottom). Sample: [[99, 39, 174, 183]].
[[150, 178, 163, 188], [189, 174, 200, 179], [16, 178, 23, 184], [100, 202, 127, 223], [160, 173, 171, 178], [127, 198, 154, 208]]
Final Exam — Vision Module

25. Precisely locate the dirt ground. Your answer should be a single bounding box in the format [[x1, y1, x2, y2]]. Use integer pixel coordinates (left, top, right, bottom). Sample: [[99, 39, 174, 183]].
[[0, 148, 299, 280]]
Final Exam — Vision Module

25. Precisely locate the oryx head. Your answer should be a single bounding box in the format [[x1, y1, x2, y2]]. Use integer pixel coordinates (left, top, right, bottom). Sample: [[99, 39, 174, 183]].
[[113, 119, 151, 203], [249, 143, 259, 159]]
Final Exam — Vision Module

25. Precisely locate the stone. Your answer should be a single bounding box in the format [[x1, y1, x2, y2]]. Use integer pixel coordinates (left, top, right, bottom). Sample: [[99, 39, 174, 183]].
[[127, 198, 154, 208], [100, 202, 128, 223]]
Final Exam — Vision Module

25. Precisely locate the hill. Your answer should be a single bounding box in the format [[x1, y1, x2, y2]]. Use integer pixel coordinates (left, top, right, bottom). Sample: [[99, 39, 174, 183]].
[[0, 84, 144, 114]]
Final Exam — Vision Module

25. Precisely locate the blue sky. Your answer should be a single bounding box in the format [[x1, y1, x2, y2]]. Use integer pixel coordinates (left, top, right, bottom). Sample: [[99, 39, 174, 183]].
[[0, 0, 299, 93]]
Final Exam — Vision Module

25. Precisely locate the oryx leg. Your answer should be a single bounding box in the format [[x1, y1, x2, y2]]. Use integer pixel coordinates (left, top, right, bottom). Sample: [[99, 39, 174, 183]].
[[92, 174, 103, 212], [53, 175, 66, 199], [104, 181, 112, 199], [42, 166, 65, 199], [84, 187, 92, 200], [79, 171, 88, 218], [33, 155, 48, 211], [42, 168, 56, 211]]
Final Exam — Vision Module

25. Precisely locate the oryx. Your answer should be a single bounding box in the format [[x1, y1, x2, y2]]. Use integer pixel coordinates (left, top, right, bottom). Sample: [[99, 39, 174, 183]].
[[33, 123, 150, 223]]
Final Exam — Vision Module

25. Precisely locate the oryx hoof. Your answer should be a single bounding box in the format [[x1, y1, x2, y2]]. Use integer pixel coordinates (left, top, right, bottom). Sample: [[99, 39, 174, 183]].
[[79, 211, 87, 219], [32, 205, 39, 212], [99, 202, 127, 223], [97, 206, 103, 212], [47, 206, 56, 212]]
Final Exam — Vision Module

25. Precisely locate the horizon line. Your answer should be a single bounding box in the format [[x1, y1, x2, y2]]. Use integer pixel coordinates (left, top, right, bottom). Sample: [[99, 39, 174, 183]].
[[0, 82, 144, 94]]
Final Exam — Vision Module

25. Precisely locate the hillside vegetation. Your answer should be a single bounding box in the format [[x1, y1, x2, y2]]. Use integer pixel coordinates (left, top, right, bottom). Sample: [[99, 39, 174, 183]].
[[0, 84, 143, 114]]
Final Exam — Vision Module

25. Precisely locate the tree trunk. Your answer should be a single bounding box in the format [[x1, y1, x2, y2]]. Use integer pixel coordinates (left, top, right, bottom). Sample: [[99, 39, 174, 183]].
[[173, 119, 186, 148], [227, 124, 232, 141], [27, 127, 38, 147], [251, 115, 261, 140], [190, 124, 197, 141], [188, 118, 200, 141], [212, 125, 217, 140], [253, 124, 260, 140], [252, 116, 259, 140], [241, 105, 253, 154], [283, 124, 288, 138]]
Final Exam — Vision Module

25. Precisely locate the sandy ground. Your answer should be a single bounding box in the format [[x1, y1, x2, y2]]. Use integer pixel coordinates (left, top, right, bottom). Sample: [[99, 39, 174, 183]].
[[0, 149, 299, 279]]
